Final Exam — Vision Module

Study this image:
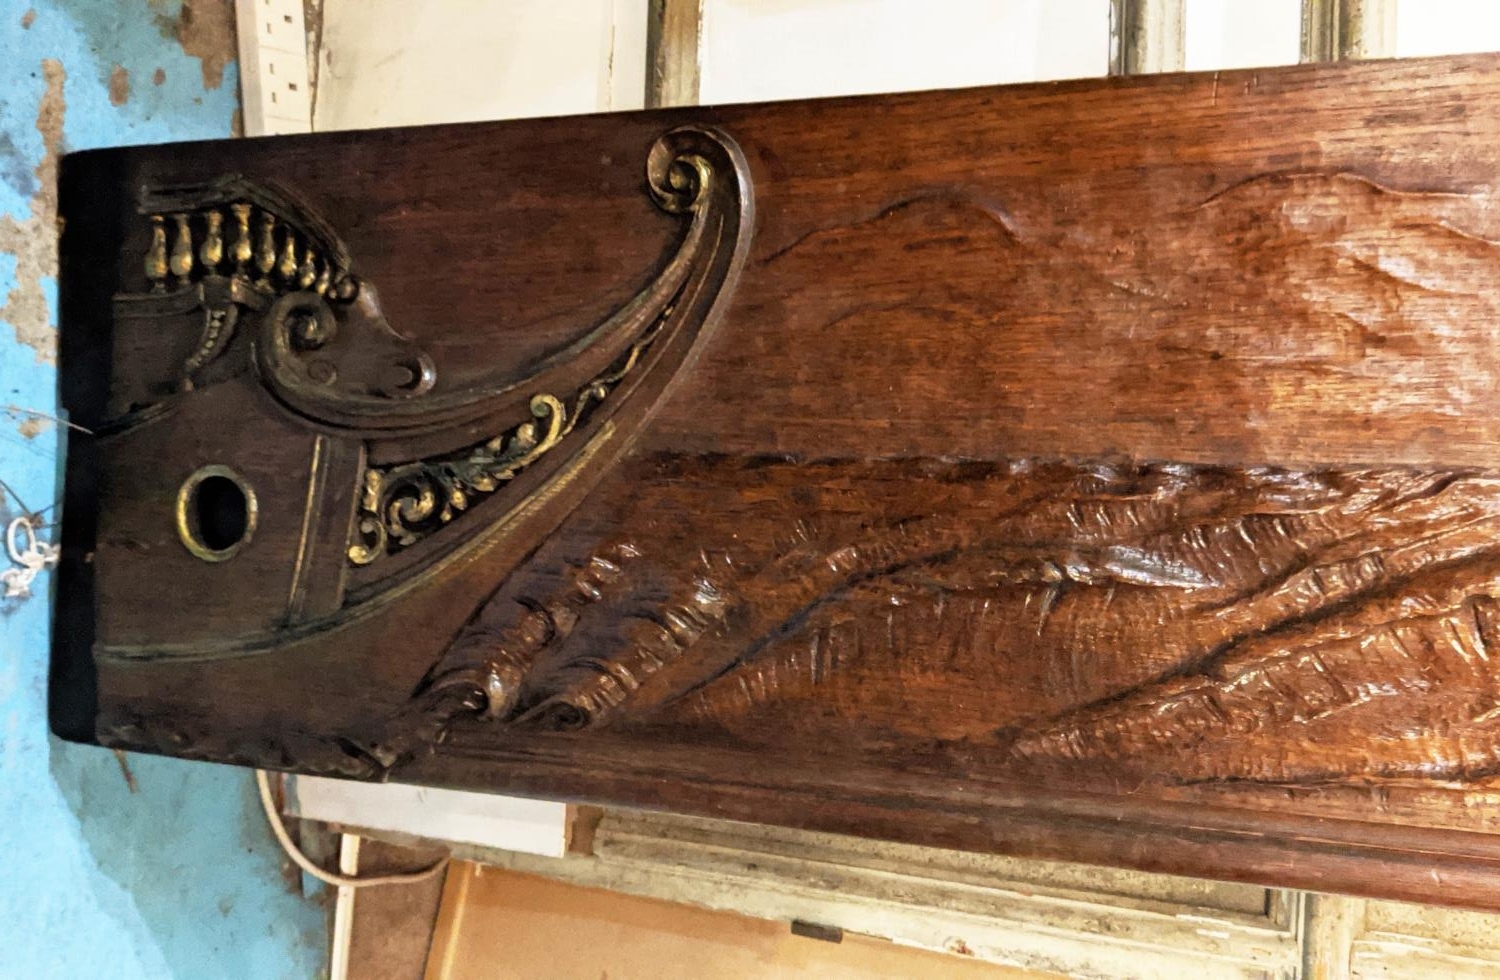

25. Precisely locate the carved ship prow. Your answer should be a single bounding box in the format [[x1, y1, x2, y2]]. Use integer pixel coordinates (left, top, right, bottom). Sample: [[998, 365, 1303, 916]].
[[89, 126, 754, 665]]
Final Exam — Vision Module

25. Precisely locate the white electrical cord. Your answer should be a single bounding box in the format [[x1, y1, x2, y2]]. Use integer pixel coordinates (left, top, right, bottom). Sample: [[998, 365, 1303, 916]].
[[0, 475, 60, 600], [2, 514, 58, 598], [255, 769, 450, 888]]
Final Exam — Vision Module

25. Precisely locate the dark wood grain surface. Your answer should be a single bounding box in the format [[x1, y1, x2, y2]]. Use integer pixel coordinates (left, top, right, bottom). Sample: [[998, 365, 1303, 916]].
[[54, 54, 1500, 908]]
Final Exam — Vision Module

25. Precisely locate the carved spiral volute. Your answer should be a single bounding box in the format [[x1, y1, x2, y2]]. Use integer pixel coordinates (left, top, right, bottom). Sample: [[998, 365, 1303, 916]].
[[260, 281, 437, 402]]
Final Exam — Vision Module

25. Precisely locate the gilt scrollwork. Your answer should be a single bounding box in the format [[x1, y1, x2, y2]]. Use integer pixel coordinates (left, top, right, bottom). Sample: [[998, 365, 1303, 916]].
[[345, 125, 749, 566], [116, 123, 751, 573], [95, 123, 752, 669], [347, 314, 666, 564]]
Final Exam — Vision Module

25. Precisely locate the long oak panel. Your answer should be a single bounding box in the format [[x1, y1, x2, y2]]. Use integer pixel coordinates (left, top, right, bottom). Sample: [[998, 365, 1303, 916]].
[[53, 54, 1500, 908]]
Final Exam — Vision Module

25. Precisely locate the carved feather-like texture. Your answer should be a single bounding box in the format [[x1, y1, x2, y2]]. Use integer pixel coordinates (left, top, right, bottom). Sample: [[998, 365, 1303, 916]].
[[453, 456, 1500, 789]]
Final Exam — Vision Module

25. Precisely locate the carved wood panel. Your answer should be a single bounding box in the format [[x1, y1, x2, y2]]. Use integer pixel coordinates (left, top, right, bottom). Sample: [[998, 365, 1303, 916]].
[[53, 54, 1500, 908]]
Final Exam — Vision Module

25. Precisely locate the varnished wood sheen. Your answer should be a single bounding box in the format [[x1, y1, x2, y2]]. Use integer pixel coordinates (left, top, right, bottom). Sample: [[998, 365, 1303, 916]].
[[54, 55, 1500, 908]]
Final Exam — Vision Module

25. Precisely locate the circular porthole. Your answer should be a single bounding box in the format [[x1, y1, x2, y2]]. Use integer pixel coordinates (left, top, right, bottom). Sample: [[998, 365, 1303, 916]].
[[176, 464, 258, 562]]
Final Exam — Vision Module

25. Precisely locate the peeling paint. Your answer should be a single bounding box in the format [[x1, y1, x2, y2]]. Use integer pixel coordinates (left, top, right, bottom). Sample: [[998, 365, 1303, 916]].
[[0, 58, 63, 363], [3, 3, 328, 976], [109, 63, 130, 105], [14, 413, 50, 439], [0, 131, 36, 200], [156, 0, 237, 90]]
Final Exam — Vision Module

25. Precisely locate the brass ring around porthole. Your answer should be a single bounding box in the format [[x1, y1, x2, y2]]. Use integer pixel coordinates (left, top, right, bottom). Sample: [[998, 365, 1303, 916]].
[[176, 464, 258, 562]]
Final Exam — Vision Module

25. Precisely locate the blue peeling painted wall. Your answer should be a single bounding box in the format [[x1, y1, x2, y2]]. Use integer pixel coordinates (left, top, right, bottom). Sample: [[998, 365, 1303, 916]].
[[1, 2, 329, 977]]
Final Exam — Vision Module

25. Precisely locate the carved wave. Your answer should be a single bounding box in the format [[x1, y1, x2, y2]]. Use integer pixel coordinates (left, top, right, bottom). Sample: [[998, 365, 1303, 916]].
[[756, 170, 1500, 379], [430, 457, 1500, 789], [760, 189, 1024, 265], [420, 169, 1500, 787]]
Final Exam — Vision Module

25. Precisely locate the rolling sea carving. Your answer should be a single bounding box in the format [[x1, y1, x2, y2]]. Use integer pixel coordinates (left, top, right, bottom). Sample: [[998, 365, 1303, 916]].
[[409, 167, 1500, 795], [426, 458, 1500, 788]]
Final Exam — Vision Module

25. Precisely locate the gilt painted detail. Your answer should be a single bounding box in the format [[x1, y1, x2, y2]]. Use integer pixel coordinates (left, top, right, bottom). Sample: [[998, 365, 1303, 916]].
[[70, 60, 1500, 906], [347, 308, 672, 565], [136, 183, 350, 313], [115, 174, 433, 410], [92, 124, 754, 660], [344, 126, 750, 565]]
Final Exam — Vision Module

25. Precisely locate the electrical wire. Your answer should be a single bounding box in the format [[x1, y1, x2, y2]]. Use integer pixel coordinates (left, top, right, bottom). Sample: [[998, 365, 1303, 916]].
[[255, 769, 450, 888]]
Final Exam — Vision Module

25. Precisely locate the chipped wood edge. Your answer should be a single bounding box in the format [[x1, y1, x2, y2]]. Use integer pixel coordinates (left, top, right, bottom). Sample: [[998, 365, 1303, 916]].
[[646, 0, 702, 108]]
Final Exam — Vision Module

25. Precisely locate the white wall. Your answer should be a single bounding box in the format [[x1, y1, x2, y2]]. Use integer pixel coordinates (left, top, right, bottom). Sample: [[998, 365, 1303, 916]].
[[312, 1, 1500, 130], [1185, 0, 1301, 70], [699, 0, 1110, 104], [1396, 0, 1500, 56], [314, 0, 647, 130]]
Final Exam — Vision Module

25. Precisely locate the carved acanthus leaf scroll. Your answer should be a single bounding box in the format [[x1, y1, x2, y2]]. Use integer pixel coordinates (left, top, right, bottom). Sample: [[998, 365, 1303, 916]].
[[346, 127, 750, 565], [347, 311, 668, 564]]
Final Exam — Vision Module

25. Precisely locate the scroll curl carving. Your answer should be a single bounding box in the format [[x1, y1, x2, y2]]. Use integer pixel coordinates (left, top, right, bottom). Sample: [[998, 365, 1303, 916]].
[[346, 310, 663, 563], [346, 125, 752, 565], [114, 176, 435, 415], [94, 123, 754, 663], [72, 57, 1500, 910]]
